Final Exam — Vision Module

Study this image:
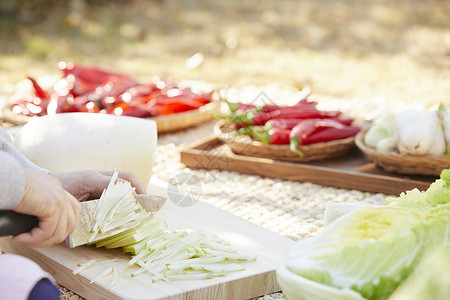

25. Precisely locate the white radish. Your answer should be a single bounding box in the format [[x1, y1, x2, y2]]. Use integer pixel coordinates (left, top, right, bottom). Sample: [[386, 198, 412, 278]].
[[14, 112, 157, 186]]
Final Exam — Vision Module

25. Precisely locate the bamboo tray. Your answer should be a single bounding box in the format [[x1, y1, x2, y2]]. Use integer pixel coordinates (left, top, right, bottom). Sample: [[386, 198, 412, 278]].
[[214, 121, 356, 162], [152, 100, 220, 133], [355, 129, 450, 176], [180, 136, 437, 195]]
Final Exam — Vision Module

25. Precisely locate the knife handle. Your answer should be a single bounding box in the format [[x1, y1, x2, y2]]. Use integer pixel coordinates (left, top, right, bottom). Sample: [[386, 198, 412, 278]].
[[0, 210, 39, 237]]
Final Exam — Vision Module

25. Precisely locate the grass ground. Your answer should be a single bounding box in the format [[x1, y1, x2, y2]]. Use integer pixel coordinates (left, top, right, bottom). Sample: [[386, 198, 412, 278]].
[[0, 0, 449, 106]]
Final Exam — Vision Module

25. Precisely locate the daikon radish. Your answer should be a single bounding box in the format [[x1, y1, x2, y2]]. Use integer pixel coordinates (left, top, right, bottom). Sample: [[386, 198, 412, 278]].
[[14, 113, 157, 186]]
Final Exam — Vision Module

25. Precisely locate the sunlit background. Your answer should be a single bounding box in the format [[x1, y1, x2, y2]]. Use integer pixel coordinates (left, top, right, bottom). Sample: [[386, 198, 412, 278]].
[[0, 0, 449, 104]]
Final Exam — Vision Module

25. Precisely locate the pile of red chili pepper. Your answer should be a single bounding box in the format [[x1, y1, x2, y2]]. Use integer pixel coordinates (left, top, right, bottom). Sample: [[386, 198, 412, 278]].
[[216, 96, 361, 157], [11, 62, 214, 118]]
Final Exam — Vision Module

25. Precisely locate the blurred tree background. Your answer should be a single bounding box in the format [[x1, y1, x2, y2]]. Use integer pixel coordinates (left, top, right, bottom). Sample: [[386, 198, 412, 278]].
[[0, 0, 449, 104]]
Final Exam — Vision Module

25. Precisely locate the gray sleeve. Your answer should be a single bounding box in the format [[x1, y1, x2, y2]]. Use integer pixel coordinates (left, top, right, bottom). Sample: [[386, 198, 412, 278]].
[[0, 127, 48, 209], [0, 152, 25, 209]]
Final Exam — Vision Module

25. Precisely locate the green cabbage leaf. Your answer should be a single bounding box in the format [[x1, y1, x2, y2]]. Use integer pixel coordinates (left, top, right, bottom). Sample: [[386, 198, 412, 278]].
[[277, 169, 450, 300], [389, 245, 450, 300]]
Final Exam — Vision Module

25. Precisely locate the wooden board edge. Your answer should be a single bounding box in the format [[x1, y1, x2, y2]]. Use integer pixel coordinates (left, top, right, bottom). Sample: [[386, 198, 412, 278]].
[[152, 101, 220, 133], [180, 137, 434, 196], [163, 271, 280, 300]]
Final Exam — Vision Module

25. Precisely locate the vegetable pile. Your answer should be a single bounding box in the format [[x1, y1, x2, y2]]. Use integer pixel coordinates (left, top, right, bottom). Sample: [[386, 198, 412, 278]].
[[276, 169, 450, 300], [216, 96, 360, 157], [364, 105, 450, 156], [71, 171, 256, 284], [11, 62, 214, 118]]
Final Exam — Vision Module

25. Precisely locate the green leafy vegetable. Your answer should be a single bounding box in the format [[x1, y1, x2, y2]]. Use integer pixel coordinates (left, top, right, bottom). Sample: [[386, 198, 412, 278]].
[[389, 245, 450, 300], [277, 169, 450, 300]]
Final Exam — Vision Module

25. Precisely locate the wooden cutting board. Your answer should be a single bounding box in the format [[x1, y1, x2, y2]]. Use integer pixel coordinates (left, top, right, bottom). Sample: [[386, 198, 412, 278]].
[[0, 200, 295, 300]]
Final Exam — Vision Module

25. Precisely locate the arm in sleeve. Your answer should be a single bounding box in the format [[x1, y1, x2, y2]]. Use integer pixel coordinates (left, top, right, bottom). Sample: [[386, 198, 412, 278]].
[[0, 127, 48, 174], [0, 127, 48, 209], [0, 152, 25, 209]]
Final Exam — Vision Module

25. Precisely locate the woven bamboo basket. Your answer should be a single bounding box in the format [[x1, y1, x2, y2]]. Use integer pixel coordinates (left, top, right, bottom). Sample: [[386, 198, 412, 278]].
[[214, 120, 357, 162], [150, 100, 221, 133], [355, 128, 450, 176]]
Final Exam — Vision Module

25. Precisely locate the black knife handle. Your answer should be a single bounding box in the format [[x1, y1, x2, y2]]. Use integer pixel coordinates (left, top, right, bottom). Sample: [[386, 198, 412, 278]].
[[0, 210, 39, 236]]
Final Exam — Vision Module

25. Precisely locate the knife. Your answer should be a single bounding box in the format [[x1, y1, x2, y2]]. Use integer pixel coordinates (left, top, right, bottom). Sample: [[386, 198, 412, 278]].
[[0, 194, 166, 239]]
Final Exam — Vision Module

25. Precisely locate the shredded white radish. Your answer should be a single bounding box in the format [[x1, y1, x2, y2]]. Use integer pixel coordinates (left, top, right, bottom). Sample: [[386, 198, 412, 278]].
[[72, 259, 117, 275], [90, 266, 114, 284], [72, 171, 258, 286]]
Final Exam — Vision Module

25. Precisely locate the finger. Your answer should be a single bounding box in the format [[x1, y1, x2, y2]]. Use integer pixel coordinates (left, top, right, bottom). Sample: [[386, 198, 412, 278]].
[[51, 219, 69, 245], [33, 212, 59, 245], [100, 170, 147, 194], [81, 174, 133, 200], [45, 196, 70, 246], [11, 223, 55, 248], [66, 192, 81, 234], [82, 177, 133, 200], [12, 191, 69, 248], [82, 174, 116, 200], [51, 191, 80, 243]]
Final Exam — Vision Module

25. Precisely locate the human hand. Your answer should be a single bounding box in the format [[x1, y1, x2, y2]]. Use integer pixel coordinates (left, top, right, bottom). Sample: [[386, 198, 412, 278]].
[[50, 170, 147, 202], [11, 168, 81, 248]]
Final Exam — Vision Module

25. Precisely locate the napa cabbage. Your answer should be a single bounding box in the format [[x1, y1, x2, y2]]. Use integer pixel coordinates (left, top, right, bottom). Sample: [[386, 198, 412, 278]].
[[389, 245, 450, 300], [277, 169, 450, 300]]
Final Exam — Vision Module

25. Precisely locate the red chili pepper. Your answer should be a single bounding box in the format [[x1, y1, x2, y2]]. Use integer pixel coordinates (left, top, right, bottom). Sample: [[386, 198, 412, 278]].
[[111, 103, 154, 118], [13, 64, 213, 119], [238, 102, 257, 111], [158, 99, 203, 110], [213, 106, 340, 127], [60, 62, 136, 86], [266, 116, 354, 130], [332, 116, 354, 126], [250, 108, 341, 126], [266, 119, 303, 130], [68, 81, 137, 112], [235, 126, 290, 144], [289, 119, 360, 156], [53, 94, 83, 113], [59, 62, 138, 98], [150, 98, 205, 115], [119, 83, 158, 103], [229, 101, 257, 113], [10, 97, 48, 117], [27, 76, 51, 99], [259, 94, 314, 112], [222, 93, 314, 114], [11, 77, 51, 116], [66, 76, 100, 97], [176, 88, 213, 102], [265, 127, 291, 144], [302, 125, 360, 145], [260, 102, 316, 112]]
